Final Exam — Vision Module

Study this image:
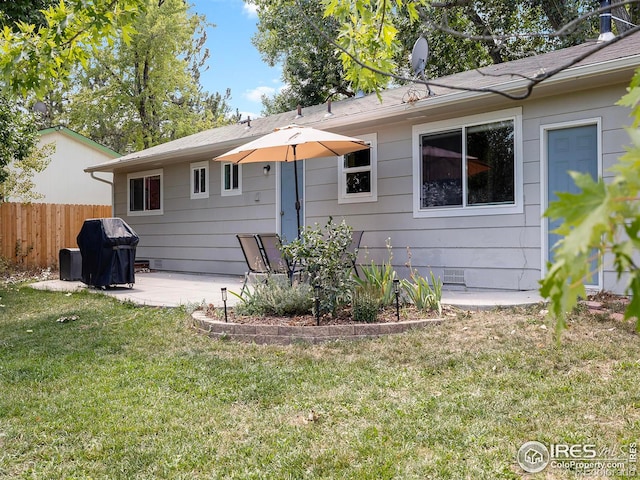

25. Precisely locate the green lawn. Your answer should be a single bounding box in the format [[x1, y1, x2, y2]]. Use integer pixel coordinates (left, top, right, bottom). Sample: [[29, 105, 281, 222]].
[[0, 285, 639, 479]]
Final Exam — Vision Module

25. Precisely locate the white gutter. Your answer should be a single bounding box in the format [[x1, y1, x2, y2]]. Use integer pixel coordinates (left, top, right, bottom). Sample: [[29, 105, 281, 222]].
[[84, 138, 248, 173]]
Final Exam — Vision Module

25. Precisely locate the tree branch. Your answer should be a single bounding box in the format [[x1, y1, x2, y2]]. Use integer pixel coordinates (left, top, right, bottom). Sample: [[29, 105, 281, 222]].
[[422, 0, 640, 43], [304, 0, 640, 101]]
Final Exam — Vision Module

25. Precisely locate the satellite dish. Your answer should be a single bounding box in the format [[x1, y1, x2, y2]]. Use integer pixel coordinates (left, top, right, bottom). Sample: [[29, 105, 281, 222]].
[[408, 36, 434, 98], [411, 36, 429, 76]]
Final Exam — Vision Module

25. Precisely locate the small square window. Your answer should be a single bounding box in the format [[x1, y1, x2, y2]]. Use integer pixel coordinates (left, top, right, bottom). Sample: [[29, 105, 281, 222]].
[[221, 162, 242, 196], [339, 133, 377, 204], [190, 161, 209, 199]]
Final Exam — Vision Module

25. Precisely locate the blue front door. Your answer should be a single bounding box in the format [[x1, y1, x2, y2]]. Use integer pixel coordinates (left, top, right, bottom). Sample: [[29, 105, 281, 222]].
[[280, 161, 303, 243], [547, 123, 599, 286]]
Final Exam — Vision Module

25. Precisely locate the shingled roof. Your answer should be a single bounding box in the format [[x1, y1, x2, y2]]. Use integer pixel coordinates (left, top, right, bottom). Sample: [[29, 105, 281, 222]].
[[86, 31, 640, 173]]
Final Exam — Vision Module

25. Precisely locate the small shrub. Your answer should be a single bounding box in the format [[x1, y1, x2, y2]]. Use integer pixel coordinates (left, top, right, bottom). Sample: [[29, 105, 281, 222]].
[[232, 276, 313, 316], [282, 218, 355, 316], [352, 286, 380, 323]]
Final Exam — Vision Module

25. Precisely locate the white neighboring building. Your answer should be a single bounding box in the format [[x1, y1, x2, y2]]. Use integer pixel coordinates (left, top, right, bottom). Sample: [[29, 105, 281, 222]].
[[27, 126, 118, 205]]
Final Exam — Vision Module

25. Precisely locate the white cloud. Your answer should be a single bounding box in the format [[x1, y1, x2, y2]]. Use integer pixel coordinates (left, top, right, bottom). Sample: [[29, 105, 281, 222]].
[[238, 110, 262, 120], [243, 1, 258, 17], [244, 85, 276, 103]]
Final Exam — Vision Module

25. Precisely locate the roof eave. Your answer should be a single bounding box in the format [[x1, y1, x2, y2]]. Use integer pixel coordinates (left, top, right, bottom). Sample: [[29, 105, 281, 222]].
[[84, 138, 254, 173], [86, 53, 640, 173], [317, 54, 640, 130]]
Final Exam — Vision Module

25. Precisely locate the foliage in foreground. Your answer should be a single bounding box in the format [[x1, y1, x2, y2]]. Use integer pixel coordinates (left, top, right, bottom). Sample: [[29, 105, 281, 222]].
[[541, 68, 640, 336], [0, 0, 143, 97], [1, 286, 639, 478]]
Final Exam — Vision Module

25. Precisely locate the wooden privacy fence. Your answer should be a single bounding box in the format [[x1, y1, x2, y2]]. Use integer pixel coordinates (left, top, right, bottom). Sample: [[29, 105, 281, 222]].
[[0, 202, 112, 268]]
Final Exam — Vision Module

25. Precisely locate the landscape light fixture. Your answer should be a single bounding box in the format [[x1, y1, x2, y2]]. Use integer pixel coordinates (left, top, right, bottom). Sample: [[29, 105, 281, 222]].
[[221, 287, 228, 322], [393, 278, 400, 321]]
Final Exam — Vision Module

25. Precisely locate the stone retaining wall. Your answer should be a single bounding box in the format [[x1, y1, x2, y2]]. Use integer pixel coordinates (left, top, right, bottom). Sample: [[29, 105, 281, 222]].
[[191, 310, 442, 345]]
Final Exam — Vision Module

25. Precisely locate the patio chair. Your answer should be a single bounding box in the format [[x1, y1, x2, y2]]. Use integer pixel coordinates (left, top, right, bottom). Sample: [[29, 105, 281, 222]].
[[257, 233, 302, 283], [237, 234, 269, 294], [348, 230, 364, 277]]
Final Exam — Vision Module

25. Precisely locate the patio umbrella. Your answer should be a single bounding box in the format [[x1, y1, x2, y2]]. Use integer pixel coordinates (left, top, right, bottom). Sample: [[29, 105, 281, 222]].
[[214, 124, 369, 235]]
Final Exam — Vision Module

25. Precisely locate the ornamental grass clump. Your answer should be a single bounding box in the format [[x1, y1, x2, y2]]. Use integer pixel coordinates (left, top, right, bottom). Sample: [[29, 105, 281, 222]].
[[352, 285, 381, 323], [232, 276, 313, 316], [354, 238, 397, 307], [401, 270, 443, 316]]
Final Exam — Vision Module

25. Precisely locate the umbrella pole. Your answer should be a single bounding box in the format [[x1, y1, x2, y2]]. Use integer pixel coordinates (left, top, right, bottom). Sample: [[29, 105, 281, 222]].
[[293, 146, 301, 237]]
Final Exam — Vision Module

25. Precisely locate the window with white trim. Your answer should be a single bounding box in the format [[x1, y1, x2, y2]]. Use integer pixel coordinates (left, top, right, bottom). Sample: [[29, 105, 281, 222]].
[[127, 169, 163, 216], [339, 133, 377, 204], [412, 108, 522, 218], [190, 161, 209, 199], [221, 162, 241, 196]]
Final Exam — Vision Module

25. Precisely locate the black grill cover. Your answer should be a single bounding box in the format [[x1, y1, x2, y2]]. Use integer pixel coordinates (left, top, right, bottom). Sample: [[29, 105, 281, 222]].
[[77, 218, 139, 287]]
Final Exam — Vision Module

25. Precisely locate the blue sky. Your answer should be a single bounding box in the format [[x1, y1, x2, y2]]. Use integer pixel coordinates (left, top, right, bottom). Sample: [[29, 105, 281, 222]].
[[188, 0, 283, 120]]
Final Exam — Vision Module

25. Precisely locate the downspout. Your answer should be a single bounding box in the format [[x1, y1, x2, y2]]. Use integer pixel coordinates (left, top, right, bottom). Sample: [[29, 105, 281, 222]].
[[90, 172, 115, 217]]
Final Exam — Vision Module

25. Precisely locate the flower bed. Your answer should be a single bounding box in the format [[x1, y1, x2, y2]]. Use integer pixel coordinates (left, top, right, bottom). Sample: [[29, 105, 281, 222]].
[[191, 308, 443, 345]]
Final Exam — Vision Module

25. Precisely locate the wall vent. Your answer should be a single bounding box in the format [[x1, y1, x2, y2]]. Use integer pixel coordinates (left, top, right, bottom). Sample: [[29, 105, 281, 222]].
[[153, 259, 163, 269], [443, 268, 465, 285]]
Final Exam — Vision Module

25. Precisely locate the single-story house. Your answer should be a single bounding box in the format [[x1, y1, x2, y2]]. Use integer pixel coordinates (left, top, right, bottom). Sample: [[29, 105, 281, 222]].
[[9, 126, 118, 205], [85, 32, 640, 293]]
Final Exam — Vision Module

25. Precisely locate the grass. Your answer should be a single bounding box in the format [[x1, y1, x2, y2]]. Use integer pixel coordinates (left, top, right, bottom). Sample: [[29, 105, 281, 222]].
[[1, 284, 639, 479]]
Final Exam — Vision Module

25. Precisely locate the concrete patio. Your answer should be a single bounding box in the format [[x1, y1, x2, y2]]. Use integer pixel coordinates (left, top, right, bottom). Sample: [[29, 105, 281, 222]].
[[30, 270, 544, 309]]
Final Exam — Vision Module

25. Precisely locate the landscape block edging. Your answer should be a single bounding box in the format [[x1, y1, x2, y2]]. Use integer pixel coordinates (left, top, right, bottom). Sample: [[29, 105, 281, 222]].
[[190, 310, 442, 345]]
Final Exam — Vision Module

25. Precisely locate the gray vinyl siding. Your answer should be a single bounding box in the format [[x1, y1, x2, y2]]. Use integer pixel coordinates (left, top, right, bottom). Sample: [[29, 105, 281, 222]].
[[304, 82, 632, 291], [114, 161, 278, 275], [111, 79, 633, 291]]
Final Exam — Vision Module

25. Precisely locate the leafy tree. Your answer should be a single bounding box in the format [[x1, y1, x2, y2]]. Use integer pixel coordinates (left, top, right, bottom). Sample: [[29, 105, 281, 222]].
[[0, 0, 55, 28], [0, 0, 144, 97], [50, 0, 237, 152], [252, 0, 352, 113], [0, 0, 144, 201], [321, 0, 623, 95], [0, 94, 51, 202], [540, 68, 640, 336], [252, 0, 628, 110]]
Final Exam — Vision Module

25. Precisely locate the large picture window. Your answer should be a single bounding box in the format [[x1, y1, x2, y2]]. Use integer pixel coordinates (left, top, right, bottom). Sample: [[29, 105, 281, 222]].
[[127, 169, 163, 216], [221, 162, 241, 196], [190, 161, 209, 199], [413, 109, 522, 218], [339, 133, 377, 203]]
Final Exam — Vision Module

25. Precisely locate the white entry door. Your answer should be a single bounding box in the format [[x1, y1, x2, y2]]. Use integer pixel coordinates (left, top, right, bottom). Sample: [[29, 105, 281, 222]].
[[544, 121, 601, 287]]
